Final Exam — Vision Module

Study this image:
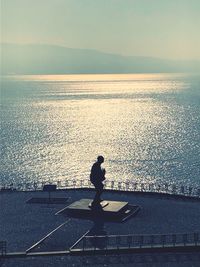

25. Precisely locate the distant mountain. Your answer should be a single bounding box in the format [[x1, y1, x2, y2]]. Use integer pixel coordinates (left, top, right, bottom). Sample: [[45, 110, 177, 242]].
[[1, 43, 200, 74]]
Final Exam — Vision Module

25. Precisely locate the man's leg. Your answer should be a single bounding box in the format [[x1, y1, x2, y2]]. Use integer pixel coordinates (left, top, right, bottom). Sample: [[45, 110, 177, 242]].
[[95, 183, 103, 203], [98, 183, 104, 201], [93, 183, 103, 204]]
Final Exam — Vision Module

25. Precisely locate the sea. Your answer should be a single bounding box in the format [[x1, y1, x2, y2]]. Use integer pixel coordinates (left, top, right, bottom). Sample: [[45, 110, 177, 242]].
[[0, 73, 200, 187]]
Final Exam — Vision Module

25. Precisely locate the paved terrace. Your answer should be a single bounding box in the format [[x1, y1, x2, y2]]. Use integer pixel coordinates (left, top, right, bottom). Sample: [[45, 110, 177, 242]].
[[0, 187, 200, 267]]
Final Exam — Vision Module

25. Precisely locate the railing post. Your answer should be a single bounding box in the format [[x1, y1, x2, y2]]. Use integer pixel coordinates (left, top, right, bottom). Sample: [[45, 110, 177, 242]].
[[41, 181, 46, 188], [197, 188, 200, 198], [183, 234, 187, 246], [125, 180, 130, 191], [25, 183, 30, 190], [164, 183, 169, 193], [127, 236, 132, 248], [194, 233, 199, 246], [133, 183, 138, 191], [188, 186, 193, 196], [180, 185, 185, 195], [172, 185, 177, 195], [148, 184, 153, 192], [111, 181, 115, 189], [82, 237, 86, 251], [73, 180, 76, 188], [118, 182, 122, 190], [88, 180, 92, 188], [139, 236, 143, 248], [80, 179, 83, 188], [33, 182, 38, 191], [141, 183, 145, 192], [161, 235, 166, 248], [156, 184, 161, 192], [172, 234, 176, 247], [152, 183, 155, 192], [94, 236, 97, 251], [105, 235, 108, 250], [151, 235, 154, 248], [16, 183, 22, 191], [57, 180, 61, 189], [65, 179, 68, 188], [116, 236, 121, 249]]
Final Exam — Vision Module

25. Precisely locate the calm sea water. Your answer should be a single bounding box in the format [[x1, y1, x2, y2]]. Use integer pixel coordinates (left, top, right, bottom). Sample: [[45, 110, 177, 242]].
[[0, 73, 200, 187]]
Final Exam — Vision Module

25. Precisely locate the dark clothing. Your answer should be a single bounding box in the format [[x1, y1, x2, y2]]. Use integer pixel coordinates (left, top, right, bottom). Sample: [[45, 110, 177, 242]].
[[90, 162, 105, 184], [90, 162, 105, 205]]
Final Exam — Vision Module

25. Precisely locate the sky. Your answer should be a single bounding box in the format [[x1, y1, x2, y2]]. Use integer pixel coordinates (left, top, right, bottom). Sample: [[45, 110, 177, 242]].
[[1, 0, 200, 60]]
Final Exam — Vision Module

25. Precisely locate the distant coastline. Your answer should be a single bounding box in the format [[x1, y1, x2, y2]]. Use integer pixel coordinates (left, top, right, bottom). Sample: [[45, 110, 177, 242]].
[[1, 43, 200, 75]]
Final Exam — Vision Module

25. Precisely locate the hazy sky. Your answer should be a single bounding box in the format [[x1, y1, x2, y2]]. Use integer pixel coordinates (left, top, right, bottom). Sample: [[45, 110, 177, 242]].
[[1, 0, 200, 59]]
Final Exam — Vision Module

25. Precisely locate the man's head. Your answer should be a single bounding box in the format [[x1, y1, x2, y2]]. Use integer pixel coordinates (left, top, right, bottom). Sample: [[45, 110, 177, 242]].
[[97, 155, 104, 164]]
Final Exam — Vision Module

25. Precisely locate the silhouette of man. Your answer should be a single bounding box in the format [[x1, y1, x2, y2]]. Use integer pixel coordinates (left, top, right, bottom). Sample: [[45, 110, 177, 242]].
[[90, 156, 106, 206]]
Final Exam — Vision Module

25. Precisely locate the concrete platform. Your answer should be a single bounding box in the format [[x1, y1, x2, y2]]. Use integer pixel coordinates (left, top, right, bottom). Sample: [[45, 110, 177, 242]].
[[56, 198, 140, 222], [1, 189, 200, 267]]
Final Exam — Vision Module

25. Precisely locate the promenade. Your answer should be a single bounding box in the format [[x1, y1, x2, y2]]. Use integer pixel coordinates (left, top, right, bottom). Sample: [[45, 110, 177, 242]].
[[1, 187, 200, 267]]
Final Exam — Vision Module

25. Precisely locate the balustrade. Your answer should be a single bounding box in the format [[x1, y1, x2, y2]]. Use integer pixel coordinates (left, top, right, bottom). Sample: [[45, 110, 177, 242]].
[[0, 179, 199, 199], [78, 232, 200, 252]]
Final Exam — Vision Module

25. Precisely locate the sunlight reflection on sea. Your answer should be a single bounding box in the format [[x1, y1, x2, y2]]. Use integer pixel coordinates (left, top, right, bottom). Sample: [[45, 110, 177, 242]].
[[1, 74, 200, 186]]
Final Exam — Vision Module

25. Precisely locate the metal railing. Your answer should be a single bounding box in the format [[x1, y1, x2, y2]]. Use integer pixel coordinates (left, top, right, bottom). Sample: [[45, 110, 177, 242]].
[[0, 179, 200, 199], [70, 232, 200, 252], [0, 241, 7, 256]]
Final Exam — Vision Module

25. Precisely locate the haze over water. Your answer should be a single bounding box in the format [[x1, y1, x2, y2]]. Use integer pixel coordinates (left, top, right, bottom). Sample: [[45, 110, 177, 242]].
[[1, 73, 200, 187]]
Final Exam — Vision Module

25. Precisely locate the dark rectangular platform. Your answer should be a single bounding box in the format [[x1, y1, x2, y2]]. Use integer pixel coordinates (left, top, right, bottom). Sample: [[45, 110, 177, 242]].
[[26, 197, 69, 204], [56, 199, 140, 222]]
